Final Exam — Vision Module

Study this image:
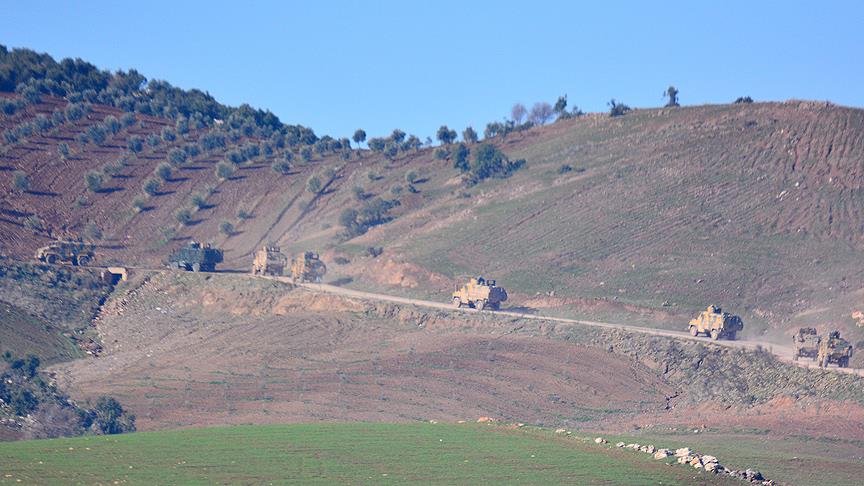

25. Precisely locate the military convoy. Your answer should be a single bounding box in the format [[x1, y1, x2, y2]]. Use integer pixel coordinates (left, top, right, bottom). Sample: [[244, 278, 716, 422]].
[[452, 277, 508, 310], [167, 241, 223, 272], [34, 240, 95, 266], [289, 251, 327, 283], [252, 246, 288, 276], [792, 327, 821, 361], [688, 305, 744, 340], [817, 330, 853, 368]]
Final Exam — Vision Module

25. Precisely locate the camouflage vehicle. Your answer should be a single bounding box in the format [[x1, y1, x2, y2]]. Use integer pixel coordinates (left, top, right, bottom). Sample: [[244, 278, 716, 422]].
[[792, 327, 821, 361], [167, 241, 223, 272], [252, 246, 287, 276], [452, 277, 508, 311], [34, 240, 95, 266], [688, 305, 744, 340], [289, 252, 326, 283], [817, 330, 853, 368]]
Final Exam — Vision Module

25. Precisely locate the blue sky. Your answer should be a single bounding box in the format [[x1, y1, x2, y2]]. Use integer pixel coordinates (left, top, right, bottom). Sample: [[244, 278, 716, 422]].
[[3, 1, 862, 141]]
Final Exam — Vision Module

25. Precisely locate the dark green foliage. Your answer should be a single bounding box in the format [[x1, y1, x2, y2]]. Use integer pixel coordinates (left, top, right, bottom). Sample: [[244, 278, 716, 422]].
[[435, 147, 449, 160], [174, 208, 193, 225], [461, 143, 526, 184], [553, 95, 568, 117], [240, 142, 260, 160], [664, 86, 679, 107], [735, 96, 754, 104], [168, 148, 187, 165], [3, 129, 18, 144], [127, 135, 143, 153], [175, 117, 189, 134], [390, 129, 406, 143], [436, 125, 457, 145], [161, 126, 176, 142], [143, 177, 161, 196], [183, 143, 200, 158], [557, 164, 573, 174], [367, 246, 384, 258], [103, 115, 121, 134], [215, 161, 235, 180], [306, 175, 322, 194], [367, 137, 386, 152], [89, 396, 136, 435], [608, 99, 631, 117], [120, 113, 136, 127], [84, 170, 104, 192], [12, 170, 29, 192], [34, 114, 53, 133], [352, 128, 366, 146], [64, 103, 85, 121], [219, 221, 234, 236], [51, 109, 65, 125], [405, 170, 419, 185], [155, 162, 172, 181], [146, 133, 161, 147], [339, 197, 399, 238], [402, 135, 422, 152], [200, 132, 226, 151], [16, 122, 34, 138], [300, 147, 313, 161], [451, 143, 470, 171], [87, 124, 107, 145], [462, 126, 478, 144], [271, 158, 292, 175], [0, 98, 19, 115], [57, 142, 70, 159]]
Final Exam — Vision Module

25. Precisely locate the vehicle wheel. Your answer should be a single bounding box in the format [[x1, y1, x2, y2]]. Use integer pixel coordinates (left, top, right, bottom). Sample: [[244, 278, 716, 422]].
[[453, 297, 462, 308], [840, 357, 848, 368], [727, 331, 737, 341], [192, 263, 201, 272], [77, 255, 91, 266], [46, 254, 58, 265], [710, 329, 720, 340], [820, 356, 829, 368], [490, 302, 500, 311], [689, 326, 698, 337], [475, 300, 486, 311]]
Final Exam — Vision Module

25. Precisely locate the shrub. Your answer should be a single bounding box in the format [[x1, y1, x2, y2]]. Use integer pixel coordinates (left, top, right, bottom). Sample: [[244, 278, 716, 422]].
[[436, 125, 457, 145], [367, 246, 384, 258], [557, 164, 573, 174], [57, 143, 70, 159], [215, 161, 235, 180], [127, 136, 143, 153], [462, 126, 478, 144], [219, 221, 235, 236], [146, 133, 161, 147], [184, 143, 200, 158], [34, 114, 53, 133], [175, 117, 189, 134], [64, 103, 84, 121], [90, 396, 136, 435], [132, 197, 146, 213], [237, 209, 251, 220], [306, 175, 322, 194], [462, 143, 525, 184], [174, 208, 193, 225], [142, 177, 161, 196], [191, 192, 209, 210], [271, 158, 292, 175], [84, 171, 104, 192], [353, 186, 368, 201], [735, 96, 754, 104], [390, 185, 403, 195], [367, 171, 380, 182], [161, 126, 176, 142], [452, 143, 470, 171], [0, 98, 19, 116], [200, 132, 226, 151], [103, 115, 121, 134], [51, 110, 65, 125], [120, 113, 136, 127], [435, 147, 449, 160], [87, 124, 107, 146], [405, 170, 419, 185], [339, 197, 399, 238], [168, 148, 187, 165], [3, 130, 18, 144], [155, 162, 173, 181], [608, 99, 631, 117], [300, 147, 313, 161], [227, 150, 244, 164], [101, 161, 123, 176], [12, 170, 30, 193]]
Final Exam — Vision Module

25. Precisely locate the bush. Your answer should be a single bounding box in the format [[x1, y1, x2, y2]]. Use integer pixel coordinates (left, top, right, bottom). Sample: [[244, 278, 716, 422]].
[[184, 143, 201, 158], [175, 117, 189, 134], [237, 209, 251, 220], [101, 161, 123, 176], [161, 126, 176, 142], [367, 171, 380, 182], [735, 96, 754, 104], [271, 158, 292, 175], [607, 99, 631, 117], [87, 124, 107, 146], [557, 164, 573, 174], [84, 171, 104, 192], [190, 192, 209, 210], [57, 143, 70, 159], [367, 246, 384, 258], [462, 126, 478, 144], [219, 221, 235, 236], [64, 103, 84, 121], [452, 143, 470, 171], [127, 136, 143, 153], [90, 396, 136, 435], [200, 132, 226, 151], [120, 113, 136, 127], [339, 197, 399, 238], [155, 162, 173, 181], [132, 197, 146, 213], [405, 170, 419, 185], [461, 143, 525, 184], [146, 133, 161, 147], [175, 208, 193, 225], [143, 177, 161, 196], [435, 147, 449, 160], [215, 161, 235, 180], [51, 110, 66, 125], [353, 186, 368, 201], [306, 175, 323, 194], [3, 130, 18, 144], [300, 147, 313, 161], [12, 170, 30, 193], [168, 148, 187, 165], [34, 114, 53, 133], [103, 115, 121, 134]]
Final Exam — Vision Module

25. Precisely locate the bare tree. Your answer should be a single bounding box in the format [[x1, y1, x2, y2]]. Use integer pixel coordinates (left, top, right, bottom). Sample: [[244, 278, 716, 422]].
[[511, 103, 527, 124], [529, 102, 554, 125]]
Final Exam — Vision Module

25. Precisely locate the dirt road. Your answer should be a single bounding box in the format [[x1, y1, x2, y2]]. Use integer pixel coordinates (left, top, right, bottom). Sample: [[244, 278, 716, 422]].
[[283, 279, 863, 377]]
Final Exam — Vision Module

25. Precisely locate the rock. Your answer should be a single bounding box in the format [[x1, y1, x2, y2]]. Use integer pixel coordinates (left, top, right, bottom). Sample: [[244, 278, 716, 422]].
[[654, 450, 672, 460], [615, 442, 626, 448], [476, 417, 495, 423], [674, 447, 691, 457], [645, 445, 655, 454], [593, 437, 607, 444], [626, 443, 640, 449], [704, 462, 720, 473], [555, 428, 567, 434], [701, 455, 718, 464], [744, 469, 764, 481]]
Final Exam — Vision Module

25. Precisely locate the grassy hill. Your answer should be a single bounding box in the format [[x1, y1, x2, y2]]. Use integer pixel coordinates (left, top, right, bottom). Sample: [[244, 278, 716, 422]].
[[3, 48, 864, 344], [0, 422, 741, 485]]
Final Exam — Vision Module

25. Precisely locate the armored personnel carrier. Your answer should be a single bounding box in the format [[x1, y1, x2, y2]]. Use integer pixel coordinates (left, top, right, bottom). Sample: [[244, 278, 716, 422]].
[[168, 241, 223, 272], [452, 277, 508, 311], [792, 327, 821, 361], [252, 246, 288, 276], [289, 252, 326, 283], [34, 240, 95, 266], [688, 305, 744, 340], [818, 330, 853, 368]]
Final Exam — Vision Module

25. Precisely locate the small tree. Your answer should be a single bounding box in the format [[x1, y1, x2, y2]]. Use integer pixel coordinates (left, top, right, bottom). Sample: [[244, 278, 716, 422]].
[[84, 171, 104, 193], [300, 147, 313, 161], [219, 221, 235, 236], [174, 208, 193, 225], [132, 197, 146, 213], [734, 96, 754, 104], [452, 143, 470, 171], [147, 133, 161, 147], [271, 158, 292, 175], [103, 115, 121, 134], [405, 170, 419, 185], [553, 95, 568, 117], [436, 125, 457, 145], [664, 86, 679, 107], [462, 126, 478, 144], [12, 170, 30, 193], [306, 175, 322, 194], [143, 177, 161, 197], [391, 129, 406, 143], [607, 99, 631, 117], [161, 126, 176, 142], [87, 125, 107, 146], [155, 162, 173, 181], [168, 148, 187, 165], [90, 397, 136, 435], [511, 103, 527, 124], [127, 136, 143, 154], [529, 102, 554, 125], [352, 129, 366, 147], [215, 162, 235, 180], [57, 143, 70, 160]]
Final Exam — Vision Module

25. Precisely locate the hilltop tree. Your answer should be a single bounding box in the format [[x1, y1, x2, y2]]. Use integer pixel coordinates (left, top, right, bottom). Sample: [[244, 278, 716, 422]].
[[436, 125, 457, 145], [511, 103, 527, 124], [462, 126, 478, 144], [352, 129, 366, 147], [553, 95, 568, 117], [664, 86, 680, 107], [529, 102, 554, 125], [607, 99, 631, 117], [391, 129, 406, 143]]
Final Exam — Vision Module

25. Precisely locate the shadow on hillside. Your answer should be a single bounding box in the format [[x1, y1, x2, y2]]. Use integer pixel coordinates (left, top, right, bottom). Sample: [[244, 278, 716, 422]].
[[96, 187, 124, 194], [504, 306, 539, 315], [97, 243, 127, 250], [0, 166, 14, 172], [167, 176, 190, 183], [329, 277, 354, 286], [181, 166, 209, 171], [1, 208, 33, 218], [25, 189, 60, 197]]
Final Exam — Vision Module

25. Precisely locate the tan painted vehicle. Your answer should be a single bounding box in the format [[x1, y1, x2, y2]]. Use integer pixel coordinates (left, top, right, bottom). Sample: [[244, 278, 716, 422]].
[[252, 246, 288, 276], [452, 277, 508, 311], [688, 305, 744, 340], [34, 240, 95, 266], [817, 330, 853, 368], [289, 252, 327, 283], [792, 327, 821, 361]]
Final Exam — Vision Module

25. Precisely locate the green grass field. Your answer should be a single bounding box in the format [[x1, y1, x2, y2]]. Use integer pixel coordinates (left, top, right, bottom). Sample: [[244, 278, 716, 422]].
[[0, 423, 738, 485]]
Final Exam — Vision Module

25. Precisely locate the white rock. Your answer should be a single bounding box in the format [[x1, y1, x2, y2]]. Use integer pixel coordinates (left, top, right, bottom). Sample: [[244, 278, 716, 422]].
[[615, 442, 626, 448], [593, 437, 607, 444], [674, 447, 691, 457]]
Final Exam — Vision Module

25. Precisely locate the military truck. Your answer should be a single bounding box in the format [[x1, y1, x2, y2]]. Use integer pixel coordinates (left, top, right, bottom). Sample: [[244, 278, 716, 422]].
[[289, 252, 326, 283], [688, 305, 744, 340], [167, 241, 223, 272], [34, 240, 95, 266], [452, 277, 508, 311], [817, 330, 853, 368], [792, 327, 821, 361], [252, 246, 287, 276]]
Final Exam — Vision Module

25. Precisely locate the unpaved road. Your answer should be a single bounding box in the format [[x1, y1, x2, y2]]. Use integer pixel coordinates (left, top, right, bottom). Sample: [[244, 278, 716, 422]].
[[282, 279, 863, 377]]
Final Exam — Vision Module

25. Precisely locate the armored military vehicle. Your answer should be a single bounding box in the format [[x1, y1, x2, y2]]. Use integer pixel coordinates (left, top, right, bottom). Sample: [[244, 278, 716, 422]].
[[34, 240, 95, 266], [252, 246, 287, 276], [792, 327, 821, 361], [817, 330, 853, 368], [167, 241, 223, 272], [688, 305, 744, 340], [452, 277, 508, 311], [289, 252, 326, 283]]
